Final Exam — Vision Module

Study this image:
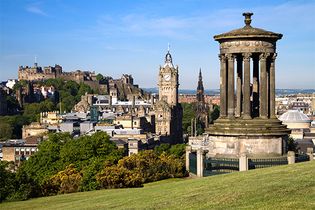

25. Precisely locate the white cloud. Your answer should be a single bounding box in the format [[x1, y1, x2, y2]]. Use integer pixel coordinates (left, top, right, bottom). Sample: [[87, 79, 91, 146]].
[[26, 3, 48, 16], [92, 1, 315, 40]]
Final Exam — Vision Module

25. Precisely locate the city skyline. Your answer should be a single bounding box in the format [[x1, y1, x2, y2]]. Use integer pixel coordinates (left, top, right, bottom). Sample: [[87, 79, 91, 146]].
[[0, 0, 314, 89]]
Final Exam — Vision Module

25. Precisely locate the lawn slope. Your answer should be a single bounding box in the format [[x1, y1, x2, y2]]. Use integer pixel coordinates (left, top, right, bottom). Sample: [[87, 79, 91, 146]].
[[2, 161, 315, 210]]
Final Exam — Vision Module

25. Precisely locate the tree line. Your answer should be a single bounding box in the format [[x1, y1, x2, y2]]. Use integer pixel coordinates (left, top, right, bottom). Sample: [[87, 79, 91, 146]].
[[0, 132, 187, 202]]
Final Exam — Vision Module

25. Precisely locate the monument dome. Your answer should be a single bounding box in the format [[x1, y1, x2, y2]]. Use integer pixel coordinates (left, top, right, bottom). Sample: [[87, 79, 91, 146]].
[[279, 110, 312, 129]]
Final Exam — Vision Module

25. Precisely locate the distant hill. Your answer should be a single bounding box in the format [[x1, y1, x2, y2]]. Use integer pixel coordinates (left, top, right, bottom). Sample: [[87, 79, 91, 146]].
[[3, 161, 314, 209], [144, 88, 315, 96]]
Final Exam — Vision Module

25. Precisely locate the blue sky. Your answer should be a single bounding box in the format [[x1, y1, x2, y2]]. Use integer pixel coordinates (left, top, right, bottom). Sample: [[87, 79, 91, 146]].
[[0, 0, 314, 89]]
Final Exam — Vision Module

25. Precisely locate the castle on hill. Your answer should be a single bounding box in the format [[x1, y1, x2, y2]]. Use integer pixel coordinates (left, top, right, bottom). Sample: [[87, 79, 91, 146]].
[[18, 63, 96, 83]]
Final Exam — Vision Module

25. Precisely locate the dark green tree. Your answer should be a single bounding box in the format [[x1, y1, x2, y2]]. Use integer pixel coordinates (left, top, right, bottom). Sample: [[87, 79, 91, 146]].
[[0, 161, 16, 202], [181, 103, 196, 134], [96, 73, 104, 81], [0, 122, 13, 141], [209, 105, 220, 124]]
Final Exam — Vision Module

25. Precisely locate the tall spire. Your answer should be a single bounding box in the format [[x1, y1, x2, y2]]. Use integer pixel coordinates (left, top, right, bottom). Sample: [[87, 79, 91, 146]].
[[34, 55, 38, 67], [197, 68, 204, 103]]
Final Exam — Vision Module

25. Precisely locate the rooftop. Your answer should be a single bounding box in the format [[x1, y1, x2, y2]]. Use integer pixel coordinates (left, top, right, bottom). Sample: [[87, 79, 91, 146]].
[[279, 110, 312, 123]]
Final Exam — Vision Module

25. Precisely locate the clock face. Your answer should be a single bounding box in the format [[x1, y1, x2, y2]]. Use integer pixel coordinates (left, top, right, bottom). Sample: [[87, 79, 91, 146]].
[[164, 74, 171, 81]]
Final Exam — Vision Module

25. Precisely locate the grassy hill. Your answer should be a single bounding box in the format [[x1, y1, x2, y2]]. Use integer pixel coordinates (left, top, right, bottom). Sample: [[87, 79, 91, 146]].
[[2, 161, 315, 210]]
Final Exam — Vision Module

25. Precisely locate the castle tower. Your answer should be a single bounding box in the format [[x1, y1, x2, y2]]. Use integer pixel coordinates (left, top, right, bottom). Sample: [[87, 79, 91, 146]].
[[155, 49, 182, 143], [205, 12, 290, 157]]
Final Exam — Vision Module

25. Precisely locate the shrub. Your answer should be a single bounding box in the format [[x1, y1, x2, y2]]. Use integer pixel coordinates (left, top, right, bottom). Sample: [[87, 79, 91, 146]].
[[96, 165, 143, 189], [49, 164, 82, 194], [96, 150, 186, 189]]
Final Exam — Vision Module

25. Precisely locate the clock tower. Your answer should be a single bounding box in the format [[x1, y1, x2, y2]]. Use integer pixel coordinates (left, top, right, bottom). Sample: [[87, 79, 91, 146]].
[[158, 51, 179, 106], [155, 49, 182, 143]]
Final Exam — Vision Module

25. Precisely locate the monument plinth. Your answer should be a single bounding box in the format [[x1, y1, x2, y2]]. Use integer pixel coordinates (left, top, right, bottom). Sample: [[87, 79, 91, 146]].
[[204, 12, 290, 157]]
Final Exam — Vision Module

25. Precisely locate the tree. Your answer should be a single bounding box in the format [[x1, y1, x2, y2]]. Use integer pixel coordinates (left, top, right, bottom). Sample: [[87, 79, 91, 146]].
[[18, 132, 123, 194], [19, 133, 72, 185], [154, 143, 171, 156], [287, 137, 299, 153], [0, 115, 32, 139], [0, 122, 13, 141], [169, 144, 186, 158], [209, 105, 220, 124], [181, 103, 196, 134], [6, 95, 20, 114], [96, 73, 104, 81], [0, 161, 16, 202], [77, 83, 93, 101]]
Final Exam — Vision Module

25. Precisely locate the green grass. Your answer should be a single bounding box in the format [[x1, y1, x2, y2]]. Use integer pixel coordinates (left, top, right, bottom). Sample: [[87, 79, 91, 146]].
[[2, 161, 315, 210]]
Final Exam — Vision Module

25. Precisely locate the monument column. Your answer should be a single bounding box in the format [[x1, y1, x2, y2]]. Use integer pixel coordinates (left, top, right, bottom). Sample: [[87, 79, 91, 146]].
[[269, 53, 277, 118], [219, 54, 227, 117], [242, 53, 252, 119], [227, 54, 235, 118], [253, 56, 259, 117], [236, 55, 243, 117], [196, 148, 204, 177], [259, 53, 269, 119], [185, 146, 192, 172]]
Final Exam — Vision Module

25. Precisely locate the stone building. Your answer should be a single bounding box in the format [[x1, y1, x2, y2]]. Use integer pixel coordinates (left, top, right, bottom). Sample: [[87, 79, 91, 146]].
[[22, 122, 48, 139], [40, 111, 63, 125], [187, 13, 291, 176], [2, 140, 39, 166], [154, 50, 183, 143], [18, 63, 96, 83], [179, 94, 217, 105]]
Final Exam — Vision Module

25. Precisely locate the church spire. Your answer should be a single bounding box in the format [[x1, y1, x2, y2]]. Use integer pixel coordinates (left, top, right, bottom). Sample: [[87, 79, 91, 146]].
[[197, 68, 204, 103]]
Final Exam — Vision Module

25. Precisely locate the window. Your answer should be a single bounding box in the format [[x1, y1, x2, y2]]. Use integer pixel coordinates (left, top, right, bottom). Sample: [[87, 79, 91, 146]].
[[15, 148, 19, 155]]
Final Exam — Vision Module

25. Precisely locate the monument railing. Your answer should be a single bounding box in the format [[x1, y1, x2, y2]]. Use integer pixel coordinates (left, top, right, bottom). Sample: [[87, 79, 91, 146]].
[[204, 157, 239, 176], [295, 154, 310, 163], [248, 157, 288, 169]]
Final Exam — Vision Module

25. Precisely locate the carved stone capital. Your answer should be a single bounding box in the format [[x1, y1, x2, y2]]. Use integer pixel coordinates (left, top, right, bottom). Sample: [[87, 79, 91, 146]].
[[242, 52, 252, 61], [218, 54, 226, 62], [226, 53, 236, 61], [259, 52, 271, 60], [271, 53, 277, 61]]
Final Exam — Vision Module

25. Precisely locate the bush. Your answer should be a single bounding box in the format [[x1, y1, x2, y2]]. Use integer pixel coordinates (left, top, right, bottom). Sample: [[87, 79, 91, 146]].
[[154, 143, 186, 158], [96, 150, 186, 189], [97, 165, 143, 189], [49, 164, 82, 194]]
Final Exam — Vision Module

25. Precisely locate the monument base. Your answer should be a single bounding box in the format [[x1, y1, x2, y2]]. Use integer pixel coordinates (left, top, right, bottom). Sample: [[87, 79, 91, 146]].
[[206, 135, 285, 157], [203, 118, 290, 157]]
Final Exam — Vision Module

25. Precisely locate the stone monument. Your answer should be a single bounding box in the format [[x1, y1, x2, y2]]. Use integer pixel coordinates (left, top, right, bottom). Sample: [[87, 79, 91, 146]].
[[204, 13, 290, 157]]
